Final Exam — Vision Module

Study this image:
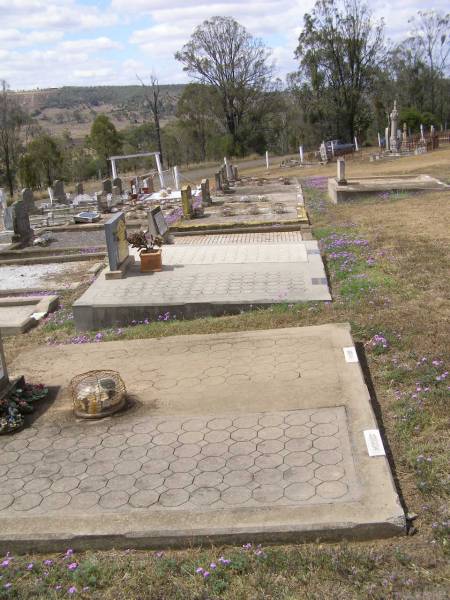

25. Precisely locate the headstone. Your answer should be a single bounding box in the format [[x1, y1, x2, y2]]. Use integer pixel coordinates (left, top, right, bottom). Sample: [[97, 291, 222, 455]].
[[21, 188, 38, 215], [233, 166, 239, 180], [111, 186, 122, 206], [0, 188, 5, 212], [377, 132, 381, 148], [96, 191, 108, 213], [113, 177, 122, 194], [12, 199, 32, 242], [0, 332, 9, 397], [102, 179, 112, 194], [215, 171, 222, 191], [148, 205, 170, 242], [402, 123, 408, 143], [75, 182, 84, 195], [337, 158, 347, 184], [389, 101, 399, 152], [52, 180, 67, 204], [319, 141, 328, 162], [385, 127, 390, 151], [104, 212, 129, 272], [201, 178, 211, 205], [420, 123, 425, 141], [2, 206, 13, 231], [181, 185, 193, 219]]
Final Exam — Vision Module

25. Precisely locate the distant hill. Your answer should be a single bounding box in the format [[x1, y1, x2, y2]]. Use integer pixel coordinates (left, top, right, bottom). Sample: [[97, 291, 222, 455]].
[[13, 85, 186, 139]]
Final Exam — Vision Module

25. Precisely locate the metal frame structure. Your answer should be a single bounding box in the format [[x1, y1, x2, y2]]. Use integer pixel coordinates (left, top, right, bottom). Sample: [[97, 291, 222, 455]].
[[108, 152, 165, 188]]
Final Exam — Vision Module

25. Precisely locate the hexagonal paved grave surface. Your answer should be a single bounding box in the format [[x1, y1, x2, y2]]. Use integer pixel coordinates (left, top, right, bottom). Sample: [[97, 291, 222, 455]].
[[0, 407, 358, 514], [1, 324, 404, 551]]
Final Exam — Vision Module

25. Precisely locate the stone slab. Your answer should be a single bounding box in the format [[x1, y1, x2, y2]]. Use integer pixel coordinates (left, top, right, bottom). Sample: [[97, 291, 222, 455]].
[[1, 324, 404, 552], [0, 295, 59, 335], [328, 174, 450, 203], [73, 240, 330, 330]]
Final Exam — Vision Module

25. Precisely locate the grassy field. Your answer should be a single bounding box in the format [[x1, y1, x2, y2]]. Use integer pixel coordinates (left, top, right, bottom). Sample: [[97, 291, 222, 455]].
[[2, 149, 450, 599]]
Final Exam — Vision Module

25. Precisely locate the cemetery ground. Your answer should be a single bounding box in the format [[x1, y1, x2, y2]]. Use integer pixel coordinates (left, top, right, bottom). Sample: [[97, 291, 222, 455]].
[[0, 150, 449, 599]]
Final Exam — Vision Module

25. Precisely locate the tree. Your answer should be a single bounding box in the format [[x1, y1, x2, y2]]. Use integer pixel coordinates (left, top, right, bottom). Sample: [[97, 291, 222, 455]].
[[24, 134, 62, 187], [0, 80, 27, 198], [294, 0, 385, 141], [137, 75, 165, 165], [176, 83, 223, 161], [408, 11, 450, 118], [175, 16, 273, 154], [88, 115, 122, 175]]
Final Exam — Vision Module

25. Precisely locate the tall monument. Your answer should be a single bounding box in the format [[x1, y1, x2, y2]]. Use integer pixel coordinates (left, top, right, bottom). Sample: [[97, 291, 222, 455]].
[[389, 101, 399, 153]]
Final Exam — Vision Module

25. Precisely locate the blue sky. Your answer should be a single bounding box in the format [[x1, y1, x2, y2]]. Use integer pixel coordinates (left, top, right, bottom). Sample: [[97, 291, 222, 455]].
[[0, 0, 448, 90]]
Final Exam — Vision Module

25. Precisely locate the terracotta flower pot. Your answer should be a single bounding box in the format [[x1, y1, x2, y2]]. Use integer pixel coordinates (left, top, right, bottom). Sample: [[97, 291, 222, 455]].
[[140, 249, 162, 272]]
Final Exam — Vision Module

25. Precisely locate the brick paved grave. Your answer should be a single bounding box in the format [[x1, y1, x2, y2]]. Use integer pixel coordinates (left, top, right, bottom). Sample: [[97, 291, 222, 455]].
[[0, 324, 404, 552], [73, 235, 330, 330]]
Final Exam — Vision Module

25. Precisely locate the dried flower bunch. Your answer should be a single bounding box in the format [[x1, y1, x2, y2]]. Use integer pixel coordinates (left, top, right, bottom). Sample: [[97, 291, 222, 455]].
[[126, 230, 163, 253]]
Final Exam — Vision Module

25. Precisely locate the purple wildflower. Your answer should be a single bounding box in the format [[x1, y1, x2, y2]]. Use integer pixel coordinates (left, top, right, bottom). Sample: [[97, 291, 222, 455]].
[[67, 562, 78, 571]]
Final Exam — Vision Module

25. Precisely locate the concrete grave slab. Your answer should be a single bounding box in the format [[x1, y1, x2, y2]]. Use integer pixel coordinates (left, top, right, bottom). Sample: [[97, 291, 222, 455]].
[[73, 239, 330, 330], [0, 295, 59, 335], [328, 174, 449, 203], [1, 324, 404, 552]]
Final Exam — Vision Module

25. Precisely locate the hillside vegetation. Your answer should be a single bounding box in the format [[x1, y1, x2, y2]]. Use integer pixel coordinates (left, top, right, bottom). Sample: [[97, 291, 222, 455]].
[[12, 85, 185, 137]]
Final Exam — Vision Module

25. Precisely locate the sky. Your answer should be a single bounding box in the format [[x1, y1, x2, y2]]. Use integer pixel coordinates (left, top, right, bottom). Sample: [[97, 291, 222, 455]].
[[0, 0, 448, 90]]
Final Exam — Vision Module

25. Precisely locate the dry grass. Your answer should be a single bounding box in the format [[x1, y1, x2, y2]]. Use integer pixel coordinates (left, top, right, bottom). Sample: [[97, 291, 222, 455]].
[[2, 148, 450, 599]]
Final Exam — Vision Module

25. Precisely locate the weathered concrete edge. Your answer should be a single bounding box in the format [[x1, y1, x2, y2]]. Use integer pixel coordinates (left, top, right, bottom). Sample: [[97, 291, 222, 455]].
[[0, 295, 59, 335], [0, 516, 405, 555]]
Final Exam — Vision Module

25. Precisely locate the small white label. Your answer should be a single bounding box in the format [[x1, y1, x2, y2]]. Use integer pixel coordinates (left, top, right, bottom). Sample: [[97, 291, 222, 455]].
[[343, 347, 358, 363], [364, 429, 386, 457], [31, 311, 47, 321]]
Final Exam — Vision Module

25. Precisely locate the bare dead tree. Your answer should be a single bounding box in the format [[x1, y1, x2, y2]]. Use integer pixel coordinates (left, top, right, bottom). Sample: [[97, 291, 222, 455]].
[[175, 16, 273, 153], [137, 74, 164, 165]]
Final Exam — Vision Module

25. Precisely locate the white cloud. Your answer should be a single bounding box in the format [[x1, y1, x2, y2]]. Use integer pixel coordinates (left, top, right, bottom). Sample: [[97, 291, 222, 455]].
[[1, 0, 449, 88], [60, 37, 122, 52]]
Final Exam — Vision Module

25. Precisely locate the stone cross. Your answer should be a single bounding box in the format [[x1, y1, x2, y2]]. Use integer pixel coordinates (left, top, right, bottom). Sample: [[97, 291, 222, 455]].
[[201, 178, 211, 205], [389, 101, 399, 152], [181, 185, 193, 219]]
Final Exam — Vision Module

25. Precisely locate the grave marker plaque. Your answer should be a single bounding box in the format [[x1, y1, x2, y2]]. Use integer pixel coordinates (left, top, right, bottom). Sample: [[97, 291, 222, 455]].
[[148, 205, 169, 241], [105, 212, 129, 272]]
